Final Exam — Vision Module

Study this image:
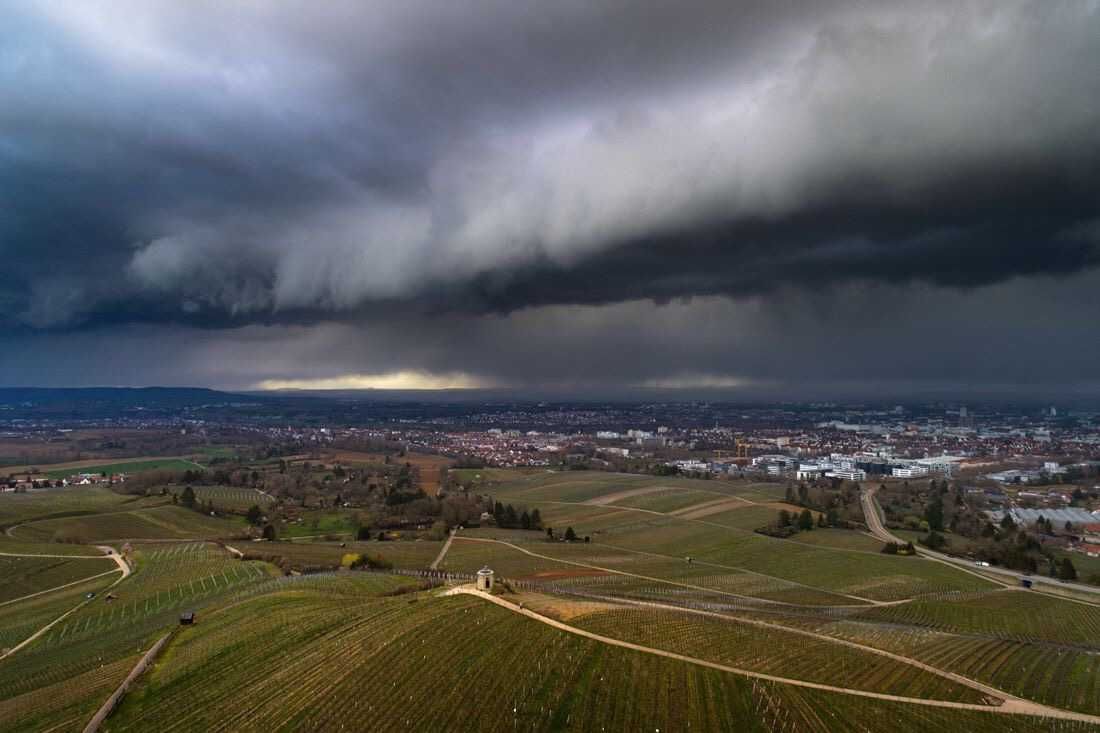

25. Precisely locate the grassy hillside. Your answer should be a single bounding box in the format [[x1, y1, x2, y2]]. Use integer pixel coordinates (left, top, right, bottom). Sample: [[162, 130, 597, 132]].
[[12, 506, 246, 543], [0, 555, 117, 603]]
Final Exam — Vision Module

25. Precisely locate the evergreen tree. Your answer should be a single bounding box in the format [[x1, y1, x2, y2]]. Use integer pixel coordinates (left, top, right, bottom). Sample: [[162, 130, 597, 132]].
[[262, 523, 277, 541], [798, 509, 814, 531], [1059, 557, 1078, 581], [520, 510, 531, 530], [925, 494, 944, 532], [180, 485, 196, 510], [504, 504, 519, 528], [530, 508, 542, 530], [564, 526, 577, 542]]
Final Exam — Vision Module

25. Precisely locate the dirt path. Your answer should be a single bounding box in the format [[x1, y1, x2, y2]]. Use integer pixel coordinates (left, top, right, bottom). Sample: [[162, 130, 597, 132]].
[[95, 545, 131, 580], [585, 540, 887, 606], [0, 597, 93, 662], [430, 529, 457, 570], [0, 546, 131, 662], [582, 485, 676, 506], [0, 568, 121, 608], [669, 496, 754, 518], [591, 595, 1016, 704], [454, 536, 875, 610], [5, 502, 173, 540], [449, 586, 1100, 724]]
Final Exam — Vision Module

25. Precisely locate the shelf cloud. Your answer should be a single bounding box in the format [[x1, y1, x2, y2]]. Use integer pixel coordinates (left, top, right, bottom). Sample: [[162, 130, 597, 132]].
[[2, 1, 1099, 391]]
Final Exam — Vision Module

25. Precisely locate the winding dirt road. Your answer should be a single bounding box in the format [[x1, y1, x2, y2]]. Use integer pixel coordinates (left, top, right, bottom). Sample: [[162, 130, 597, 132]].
[[0, 545, 131, 662], [430, 528, 457, 570], [455, 536, 887, 609], [449, 586, 1100, 724]]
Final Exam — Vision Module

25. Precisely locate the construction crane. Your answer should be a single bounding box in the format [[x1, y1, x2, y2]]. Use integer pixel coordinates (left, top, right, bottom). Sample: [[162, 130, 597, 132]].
[[734, 438, 750, 466]]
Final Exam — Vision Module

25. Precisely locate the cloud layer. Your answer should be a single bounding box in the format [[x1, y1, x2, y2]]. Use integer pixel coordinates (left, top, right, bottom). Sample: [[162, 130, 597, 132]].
[[2, 2, 1099, 392], [3, 1, 1100, 328]]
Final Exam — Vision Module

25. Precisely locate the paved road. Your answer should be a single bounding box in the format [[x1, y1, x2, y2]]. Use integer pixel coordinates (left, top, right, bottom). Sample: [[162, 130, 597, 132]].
[[448, 585, 1100, 724], [860, 485, 1100, 601]]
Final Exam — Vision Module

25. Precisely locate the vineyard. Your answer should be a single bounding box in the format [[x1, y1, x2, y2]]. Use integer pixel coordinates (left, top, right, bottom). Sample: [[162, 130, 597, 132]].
[[571, 606, 988, 701], [12, 505, 247, 543], [0, 555, 117, 603], [168, 486, 275, 512], [0, 486, 156, 529], [3, 470, 1100, 731], [0, 542, 277, 733], [854, 590, 1100, 647], [103, 585, 1099, 733]]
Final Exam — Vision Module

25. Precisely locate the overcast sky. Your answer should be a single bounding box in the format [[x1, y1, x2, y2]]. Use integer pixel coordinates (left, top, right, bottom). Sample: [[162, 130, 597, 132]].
[[2, 1, 1099, 396]]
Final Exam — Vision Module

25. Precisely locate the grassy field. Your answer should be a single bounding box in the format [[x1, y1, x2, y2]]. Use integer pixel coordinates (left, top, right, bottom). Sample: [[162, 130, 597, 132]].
[[45, 458, 205, 479], [477, 471, 994, 602], [277, 510, 357, 538], [0, 555, 117, 603], [0, 486, 156, 530], [12, 506, 247, 543], [240, 539, 443, 572]]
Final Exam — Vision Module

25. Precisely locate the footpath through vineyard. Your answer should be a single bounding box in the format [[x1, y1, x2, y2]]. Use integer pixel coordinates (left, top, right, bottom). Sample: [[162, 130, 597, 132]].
[[447, 585, 1100, 725]]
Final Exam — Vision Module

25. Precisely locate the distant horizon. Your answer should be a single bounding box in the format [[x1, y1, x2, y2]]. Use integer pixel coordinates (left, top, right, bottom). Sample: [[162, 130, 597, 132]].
[[1, 383, 1097, 408]]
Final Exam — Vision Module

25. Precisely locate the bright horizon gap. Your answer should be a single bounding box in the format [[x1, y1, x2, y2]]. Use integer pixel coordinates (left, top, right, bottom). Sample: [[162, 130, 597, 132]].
[[255, 372, 491, 391]]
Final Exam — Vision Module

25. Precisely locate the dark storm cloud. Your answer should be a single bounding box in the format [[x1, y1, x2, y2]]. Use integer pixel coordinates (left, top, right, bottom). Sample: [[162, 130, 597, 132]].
[[3, 0, 1100, 332], [4, 270, 1100, 394]]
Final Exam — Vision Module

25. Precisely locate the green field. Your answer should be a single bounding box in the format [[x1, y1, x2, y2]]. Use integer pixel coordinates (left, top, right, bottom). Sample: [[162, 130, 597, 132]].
[[2, 467, 1099, 731], [479, 471, 996, 602], [46, 459, 204, 480], [0, 555, 117, 603], [0, 487, 156, 530], [240, 539, 444, 572], [12, 506, 247, 543]]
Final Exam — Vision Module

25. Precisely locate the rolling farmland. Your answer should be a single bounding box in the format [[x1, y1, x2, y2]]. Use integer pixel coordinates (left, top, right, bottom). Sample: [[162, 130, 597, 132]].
[[102, 584, 1100, 733], [11, 505, 247, 543], [2, 470, 1099, 731]]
